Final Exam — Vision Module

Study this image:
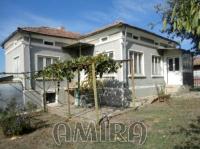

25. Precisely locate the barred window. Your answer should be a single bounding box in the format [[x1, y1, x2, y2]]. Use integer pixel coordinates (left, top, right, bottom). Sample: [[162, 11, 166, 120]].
[[129, 51, 143, 75], [152, 56, 162, 75], [37, 56, 59, 71]]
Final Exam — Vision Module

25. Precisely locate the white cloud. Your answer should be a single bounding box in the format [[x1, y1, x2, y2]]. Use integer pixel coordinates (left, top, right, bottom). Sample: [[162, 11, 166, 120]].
[[23, 13, 63, 27], [82, 0, 160, 26]]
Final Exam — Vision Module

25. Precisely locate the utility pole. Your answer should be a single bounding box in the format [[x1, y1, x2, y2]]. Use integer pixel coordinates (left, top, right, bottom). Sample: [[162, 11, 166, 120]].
[[130, 58, 135, 107]]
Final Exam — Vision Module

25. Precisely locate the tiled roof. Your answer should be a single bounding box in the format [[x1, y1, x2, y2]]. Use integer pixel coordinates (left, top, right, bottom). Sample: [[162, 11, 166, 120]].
[[81, 21, 178, 45], [1, 21, 178, 48], [194, 57, 200, 66], [81, 21, 123, 38], [18, 26, 80, 39]]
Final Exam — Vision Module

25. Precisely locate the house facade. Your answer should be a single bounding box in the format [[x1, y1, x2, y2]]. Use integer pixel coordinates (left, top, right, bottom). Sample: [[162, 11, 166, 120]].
[[1, 22, 193, 107]]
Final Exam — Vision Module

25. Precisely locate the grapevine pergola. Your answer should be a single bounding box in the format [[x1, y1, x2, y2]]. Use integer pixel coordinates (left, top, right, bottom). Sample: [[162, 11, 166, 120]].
[[35, 54, 121, 122]]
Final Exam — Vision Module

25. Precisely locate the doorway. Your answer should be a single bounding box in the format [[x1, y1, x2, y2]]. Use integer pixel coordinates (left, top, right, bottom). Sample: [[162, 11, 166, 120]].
[[167, 57, 182, 85]]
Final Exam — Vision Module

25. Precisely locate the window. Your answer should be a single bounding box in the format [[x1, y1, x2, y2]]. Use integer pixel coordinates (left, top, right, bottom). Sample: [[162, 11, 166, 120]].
[[168, 57, 180, 71], [37, 56, 58, 71], [38, 57, 44, 71], [129, 51, 143, 75], [175, 58, 180, 71], [13, 56, 20, 73], [101, 37, 108, 42], [127, 32, 133, 38], [31, 38, 43, 44], [160, 43, 169, 48], [152, 56, 162, 75], [133, 36, 139, 40], [140, 37, 154, 44], [46, 58, 52, 67], [55, 41, 68, 47], [168, 58, 173, 71], [103, 51, 114, 59], [126, 32, 138, 40], [44, 41, 54, 46]]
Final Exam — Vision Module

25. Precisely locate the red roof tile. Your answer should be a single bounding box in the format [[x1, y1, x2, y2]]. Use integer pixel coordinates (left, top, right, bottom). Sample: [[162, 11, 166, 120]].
[[19, 26, 80, 39]]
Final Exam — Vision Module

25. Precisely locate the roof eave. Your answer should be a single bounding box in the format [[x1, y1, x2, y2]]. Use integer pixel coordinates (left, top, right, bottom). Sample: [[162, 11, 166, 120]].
[[20, 29, 80, 40], [80, 22, 178, 45], [80, 22, 123, 39], [1, 28, 80, 48], [123, 23, 179, 45], [1, 28, 21, 48]]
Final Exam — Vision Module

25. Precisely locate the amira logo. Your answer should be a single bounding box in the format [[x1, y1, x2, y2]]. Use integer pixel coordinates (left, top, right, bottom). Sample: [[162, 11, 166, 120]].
[[52, 121, 147, 145]]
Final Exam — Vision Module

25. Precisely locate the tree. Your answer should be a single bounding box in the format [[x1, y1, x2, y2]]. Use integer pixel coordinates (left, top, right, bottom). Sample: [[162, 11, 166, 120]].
[[156, 0, 200, 50]]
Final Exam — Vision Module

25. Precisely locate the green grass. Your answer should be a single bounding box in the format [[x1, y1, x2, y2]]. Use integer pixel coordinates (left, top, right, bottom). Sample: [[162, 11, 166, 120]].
[[0, 95, 200, 149]]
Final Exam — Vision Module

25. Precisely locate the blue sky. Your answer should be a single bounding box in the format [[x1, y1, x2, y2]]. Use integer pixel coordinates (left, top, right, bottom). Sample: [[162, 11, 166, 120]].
[[0, 0, 192, 72]]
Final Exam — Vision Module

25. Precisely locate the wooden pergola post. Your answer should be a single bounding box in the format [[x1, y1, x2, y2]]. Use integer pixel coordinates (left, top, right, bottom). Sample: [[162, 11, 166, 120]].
[[42, 75, 47, 112], [67, 80, 71, 118], [91, 62, 99, 123]]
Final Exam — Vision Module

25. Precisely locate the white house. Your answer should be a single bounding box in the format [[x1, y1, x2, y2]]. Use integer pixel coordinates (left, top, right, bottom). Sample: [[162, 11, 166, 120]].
[[1, 21, 193, 107]]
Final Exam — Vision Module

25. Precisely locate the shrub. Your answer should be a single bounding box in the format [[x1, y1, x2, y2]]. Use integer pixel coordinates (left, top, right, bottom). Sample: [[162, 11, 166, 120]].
[[25, 101, 37, 113], [0, 99, 35, 136]]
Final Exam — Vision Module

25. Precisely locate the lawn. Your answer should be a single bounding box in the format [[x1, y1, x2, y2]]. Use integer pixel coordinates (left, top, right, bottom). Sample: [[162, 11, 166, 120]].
[[0, 92, 200, 149]]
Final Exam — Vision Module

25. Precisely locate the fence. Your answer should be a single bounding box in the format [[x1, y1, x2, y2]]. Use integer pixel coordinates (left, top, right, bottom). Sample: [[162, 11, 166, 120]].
[[193, 70, 200, 88], [0, 72, 61, 111], [0, 82, 24, 109], [0, 59, 135, 123]]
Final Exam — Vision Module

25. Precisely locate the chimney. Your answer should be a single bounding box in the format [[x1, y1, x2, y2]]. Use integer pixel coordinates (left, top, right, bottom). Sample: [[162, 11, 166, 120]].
[[59, 26, 65, 31]]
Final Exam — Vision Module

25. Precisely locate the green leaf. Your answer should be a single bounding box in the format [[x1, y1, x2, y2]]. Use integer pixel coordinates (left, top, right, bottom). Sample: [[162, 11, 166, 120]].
[[197, 26, 200, 35], [171, 3, 177, 22], [192, 12, 199, 27], [173, 21, 177, 31], [163, 18, 167, 30]]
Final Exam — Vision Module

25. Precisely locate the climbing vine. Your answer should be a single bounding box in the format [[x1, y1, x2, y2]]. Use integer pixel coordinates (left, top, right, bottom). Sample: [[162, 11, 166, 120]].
[[35, 54, 121, 86]]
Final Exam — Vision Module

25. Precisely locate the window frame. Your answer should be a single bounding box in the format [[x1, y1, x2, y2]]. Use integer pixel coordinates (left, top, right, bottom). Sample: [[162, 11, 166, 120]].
[[43, 40, 55, 46], [151, 55, 163, 77], [36, 55, 60, 71], [167, 57, 180, 72], [128, 50, 145, 77], [102, 51, 114, 59], [13, 56, 20, 74], [100, 36, 109, 43]]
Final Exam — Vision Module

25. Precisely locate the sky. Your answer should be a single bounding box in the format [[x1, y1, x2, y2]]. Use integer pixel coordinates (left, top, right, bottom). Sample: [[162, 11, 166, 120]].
[[0, 0, 192, 72]]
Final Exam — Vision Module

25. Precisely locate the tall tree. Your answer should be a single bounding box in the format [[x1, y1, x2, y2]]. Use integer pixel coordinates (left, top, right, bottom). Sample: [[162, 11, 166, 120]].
[[156, 0, 200, 50]]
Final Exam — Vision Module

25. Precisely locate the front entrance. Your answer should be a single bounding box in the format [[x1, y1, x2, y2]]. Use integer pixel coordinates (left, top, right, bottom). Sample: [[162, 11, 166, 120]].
[[167, 57, 182, 85]]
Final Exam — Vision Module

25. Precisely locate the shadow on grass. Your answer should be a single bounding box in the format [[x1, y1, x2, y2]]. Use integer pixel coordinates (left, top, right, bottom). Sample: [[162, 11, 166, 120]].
[[171, 116, 200, 149]]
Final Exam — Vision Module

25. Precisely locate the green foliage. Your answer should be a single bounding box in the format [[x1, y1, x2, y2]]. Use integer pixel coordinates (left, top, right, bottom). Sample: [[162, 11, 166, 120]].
[[156, 0, 200, 50], [35, 54, 121, 83], [25, 101, 37, 113], [0, 99, 34, 136]]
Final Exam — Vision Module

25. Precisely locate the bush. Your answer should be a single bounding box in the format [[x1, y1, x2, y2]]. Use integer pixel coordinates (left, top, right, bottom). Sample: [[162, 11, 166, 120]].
[[25, 101, 37, 113], [0, 99, 35, 136]]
